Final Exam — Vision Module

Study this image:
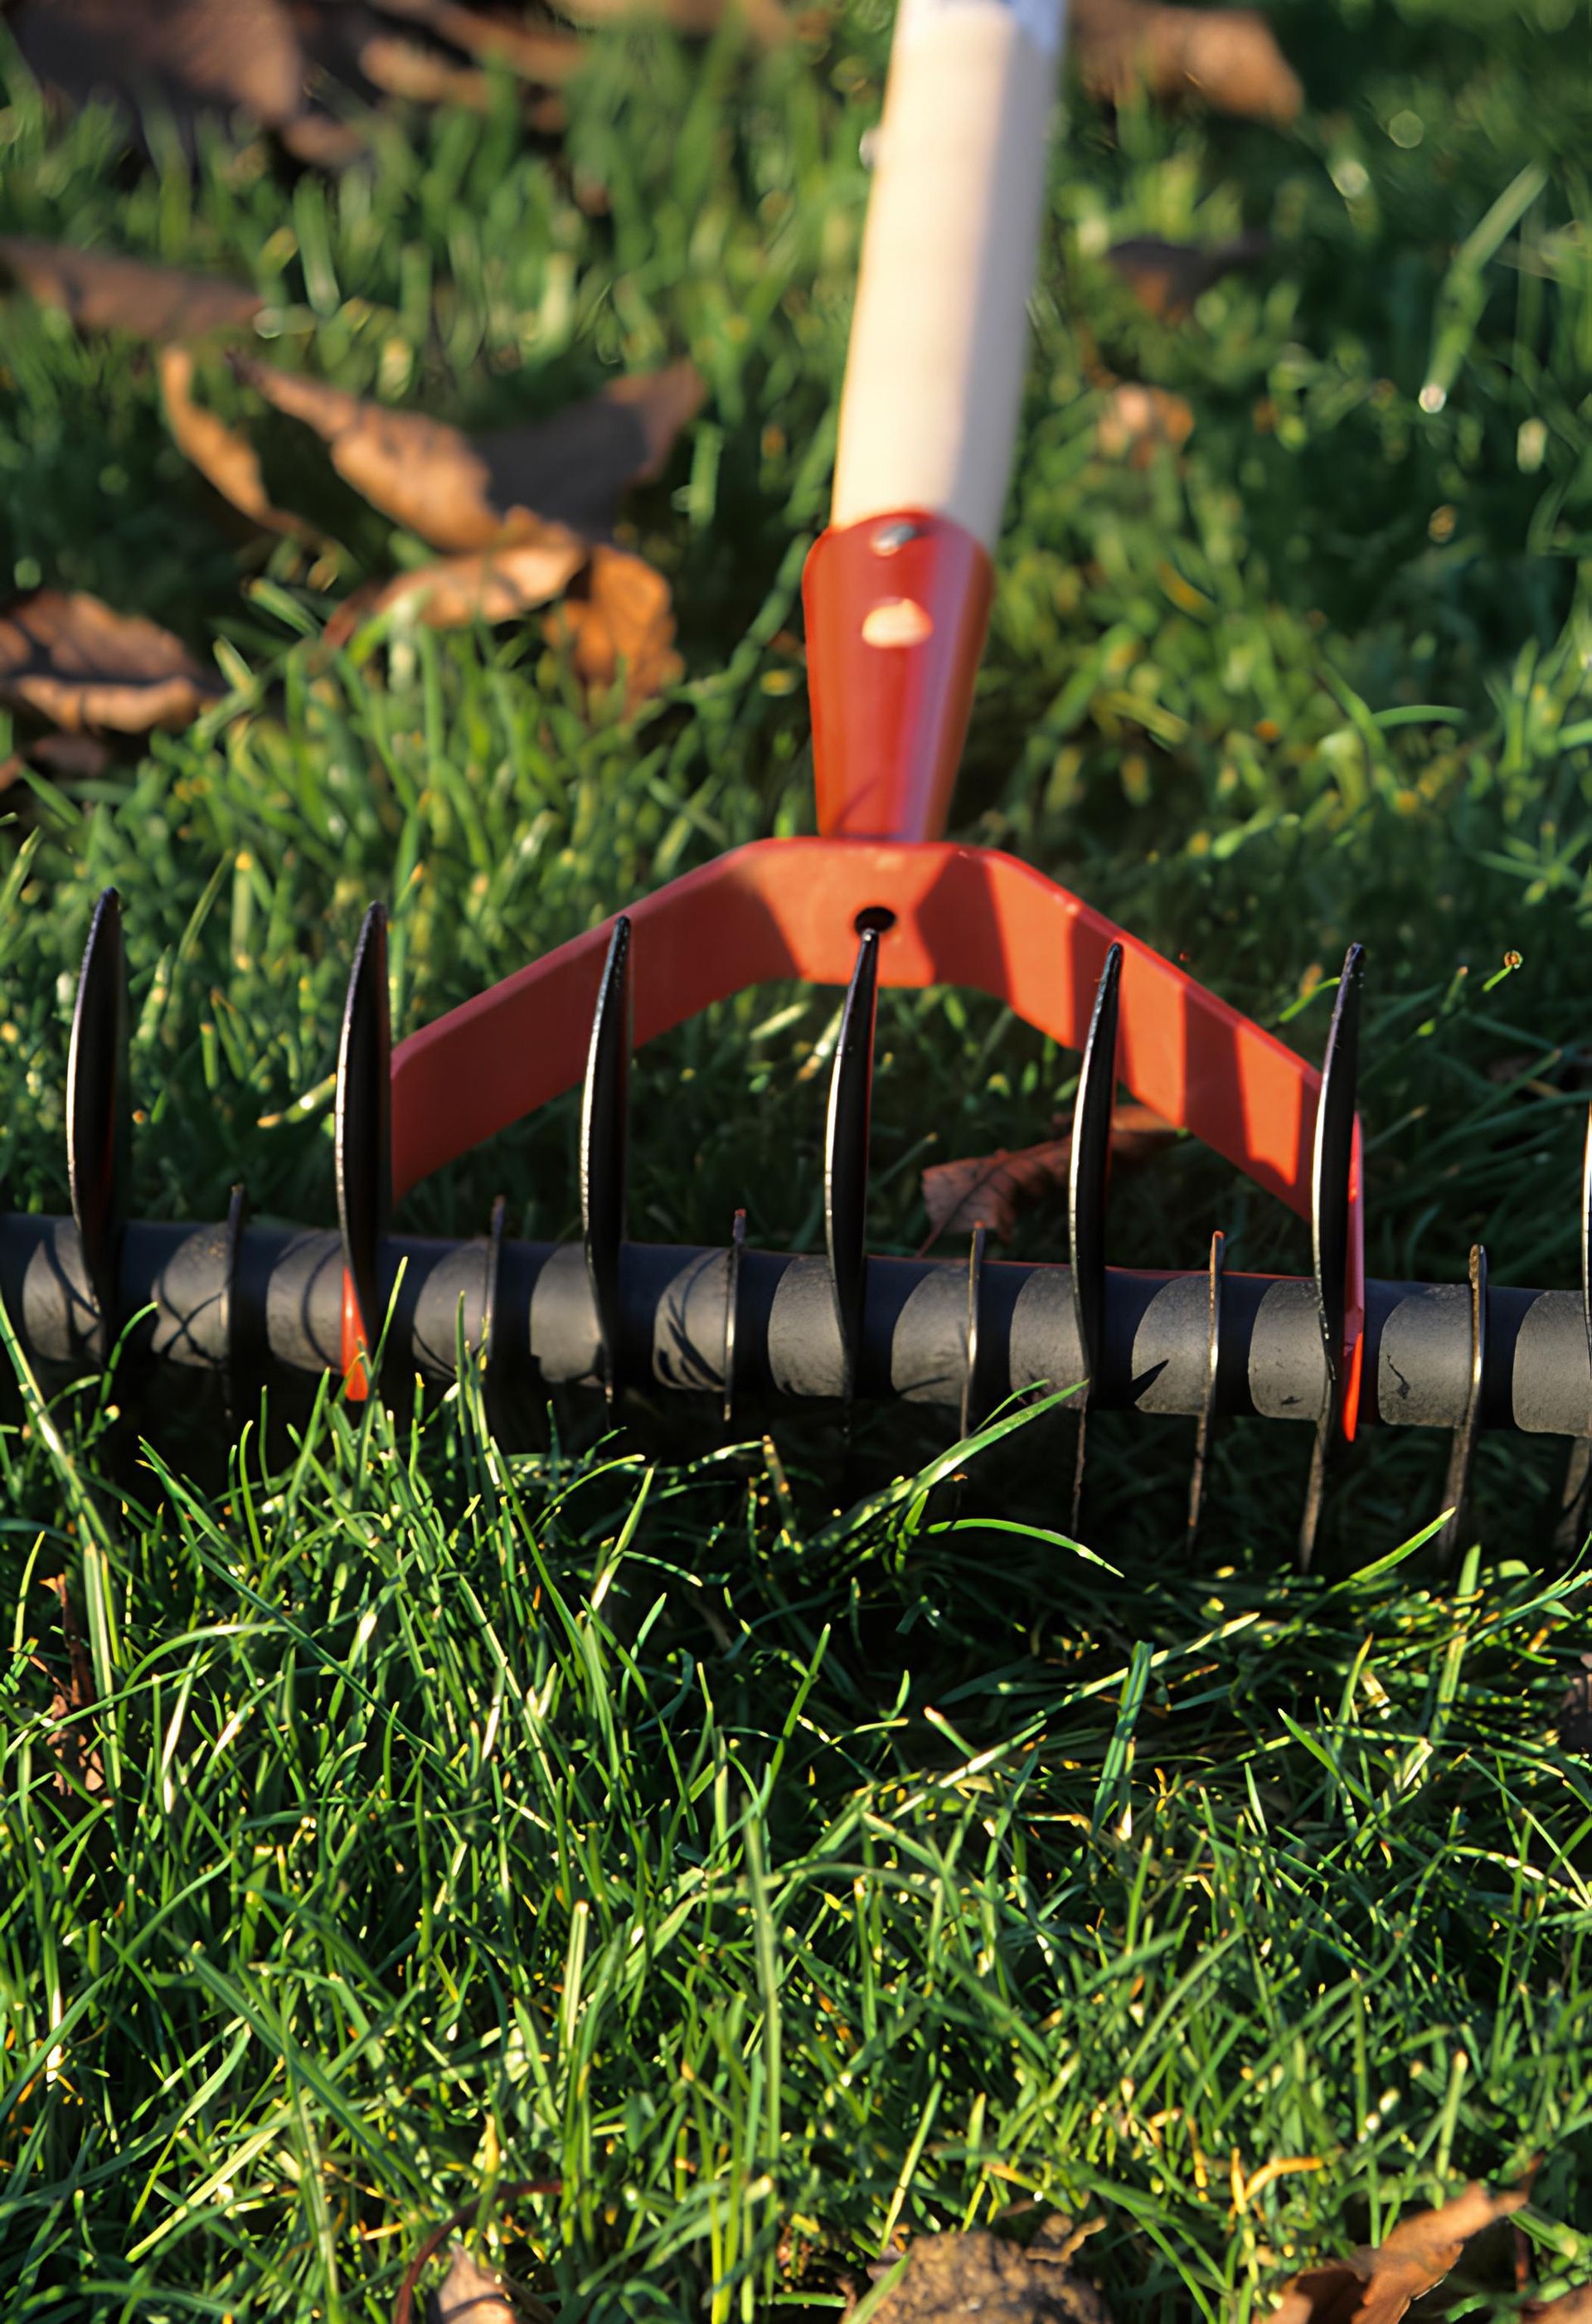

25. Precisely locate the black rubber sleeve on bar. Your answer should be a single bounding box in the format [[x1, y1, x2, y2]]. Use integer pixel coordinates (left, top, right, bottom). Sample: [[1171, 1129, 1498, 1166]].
[[7, 1206, 1592, 1441]]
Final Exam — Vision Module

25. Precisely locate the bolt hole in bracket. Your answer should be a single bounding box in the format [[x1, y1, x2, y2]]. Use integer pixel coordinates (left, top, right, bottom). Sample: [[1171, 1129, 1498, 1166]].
[[385, 838, 1365, 1442]]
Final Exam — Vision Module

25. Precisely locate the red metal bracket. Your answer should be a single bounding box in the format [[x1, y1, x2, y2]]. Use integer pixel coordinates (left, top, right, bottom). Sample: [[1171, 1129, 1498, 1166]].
[[390, 838, 1365, 1436]]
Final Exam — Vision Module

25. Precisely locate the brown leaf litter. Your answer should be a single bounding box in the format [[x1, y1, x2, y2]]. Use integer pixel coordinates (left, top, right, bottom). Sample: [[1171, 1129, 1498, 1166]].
[[391, 2183, 561, 2324], [1095, 381, 1196, 463], [543, 544, 682, 706], [27, 1573, 105, 1800], [1265, 2182, 1530, 2322], [158, 347, 325, 541], [323, 537, 587, 646], [1070, 0, 1304, 124], [0, 591, 221, 733], [1103, 230, 1269, 319], [0, 235, 263, 339], [921, 1102, 1173, 1244], [867, 2226, 1112, 2324], [230, 355, 705, 552]]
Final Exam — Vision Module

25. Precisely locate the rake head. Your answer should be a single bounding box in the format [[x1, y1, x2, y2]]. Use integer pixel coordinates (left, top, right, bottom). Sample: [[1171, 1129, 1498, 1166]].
[[5, 854, 1590, 1566]]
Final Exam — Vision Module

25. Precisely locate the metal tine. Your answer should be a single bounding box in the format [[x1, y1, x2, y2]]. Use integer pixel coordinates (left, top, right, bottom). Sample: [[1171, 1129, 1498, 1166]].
[[481, 1191, 507, 1432], [1437, 1244, 1487, 1563], [825, 925, 881, 1403], [582, 915, 633, 1405], [335, 903, 392, 1384], [1553, 1103, 1592, 1556], [722, 1207, 746, 1425], [221, 1181, 249, 1427], [961, 1222, 988, 1442], [1298, 943, 1364, 1574], [66, 888, 132, 1349], [1187, 1228, 1225, 1542], [1068, 942, 1123, 1534]]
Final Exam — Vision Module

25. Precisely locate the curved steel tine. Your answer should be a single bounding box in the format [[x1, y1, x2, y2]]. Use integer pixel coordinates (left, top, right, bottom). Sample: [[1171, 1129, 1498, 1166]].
[[335, 904, 392, 1387], [825, 926, 881, 1403], [1552, 1103, 1592, 1555], [221, 1181, 249, 1428], [1438, 1243, 1487, 1564], [480, 1191, 507, 1432], [66, 888, 132, 1348], [1068, 942, 1122, 1532], [582, 915, 632, 1404], [722, 1206, 746, 1426], [1187, 1228, 1225, 1541], [961, 1221, 988, 1442], [1299, 944, 1364, 1574]]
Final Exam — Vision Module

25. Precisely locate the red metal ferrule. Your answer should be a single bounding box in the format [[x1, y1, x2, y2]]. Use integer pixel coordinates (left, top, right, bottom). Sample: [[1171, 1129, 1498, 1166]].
[[803, 511, 994, 844]]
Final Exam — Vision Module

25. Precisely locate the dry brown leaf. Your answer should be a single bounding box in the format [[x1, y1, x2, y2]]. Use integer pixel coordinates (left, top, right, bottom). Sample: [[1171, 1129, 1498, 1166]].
[[158, 347, 323, 541], [544, 545, 682, 708], [29, 1573, 105, 1800], [371, 0, 586, 81], [1096, 381, 1196, 464], [0, 235, 262, 339], [358, 29, 497, 106], [921, 1103, 1172, 1243], [551, 0, 789, 44], [323, 536, 587, 645], [22, 730, 114, 781], [0, 591, 221, 734], [12, 0, 308, 134], [1070, 0, 1303, 124], [233, 357, 704, 551], [423, 2244, 523, 2324], [869, 2230, 1113, 2324], [1267, 2184, 1531, 2324], [1103, 230, 1269, 318]]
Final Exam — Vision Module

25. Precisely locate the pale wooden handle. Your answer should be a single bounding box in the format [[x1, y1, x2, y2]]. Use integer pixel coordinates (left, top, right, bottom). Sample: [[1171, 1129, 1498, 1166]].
[[831, 0, 1065, 551]]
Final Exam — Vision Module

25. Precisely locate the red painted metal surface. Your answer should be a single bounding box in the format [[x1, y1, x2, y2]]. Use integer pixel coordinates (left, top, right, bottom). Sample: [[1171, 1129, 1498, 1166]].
[[803, 511, 993, 842], [389, 837, 1366, 1434]]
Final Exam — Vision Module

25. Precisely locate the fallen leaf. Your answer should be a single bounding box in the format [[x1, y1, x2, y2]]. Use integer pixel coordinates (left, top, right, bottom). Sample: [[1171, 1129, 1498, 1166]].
[[233, 357, 705, 551], [1070, 0, 1303, 124], [1526, 2292, 1592, 2320], [11, 0, 308, 137], [1096, 381, 1196, 463], [544, 545, 682, 709], [552, 0, 790, 44], [357, 30, 498, 108], [22, 730, 114, 781], [0, 235, 262, 339], [29, 1573, 105, 1800], [1267, 2184, 1531, 2324], [0, 591, 221, 734], [158, 347, 322, 541], [868, 2229, 1113, 2324], [1104, 230, 1269, 318], [391, 2185, 562, 2324], [921, 1103, 1173, 1243], [323, 535, 587, 646], [370, 0, 586, 81], [423, 2244, 537, 2324]]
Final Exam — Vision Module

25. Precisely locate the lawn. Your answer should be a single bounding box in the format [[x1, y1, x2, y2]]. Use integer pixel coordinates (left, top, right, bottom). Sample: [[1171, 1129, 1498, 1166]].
[[2, 0, 1592, 2315]]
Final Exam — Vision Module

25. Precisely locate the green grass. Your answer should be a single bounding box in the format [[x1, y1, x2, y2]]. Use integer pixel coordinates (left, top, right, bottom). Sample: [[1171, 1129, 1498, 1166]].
[[2, 0, 1592, 2313]]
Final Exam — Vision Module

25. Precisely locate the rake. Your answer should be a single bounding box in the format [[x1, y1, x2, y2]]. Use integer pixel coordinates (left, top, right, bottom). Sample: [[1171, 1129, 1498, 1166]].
[[3, 0, 1588, 1567]]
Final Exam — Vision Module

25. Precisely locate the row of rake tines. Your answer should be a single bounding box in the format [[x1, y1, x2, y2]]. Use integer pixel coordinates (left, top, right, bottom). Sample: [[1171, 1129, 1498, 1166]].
[[32, 886, 1592, 1567]]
